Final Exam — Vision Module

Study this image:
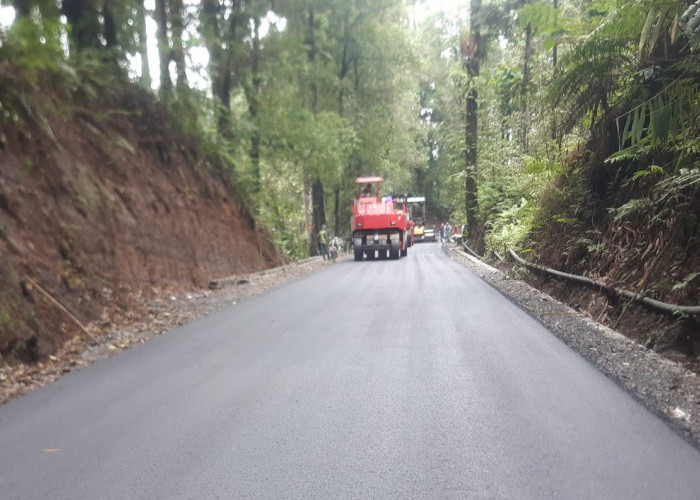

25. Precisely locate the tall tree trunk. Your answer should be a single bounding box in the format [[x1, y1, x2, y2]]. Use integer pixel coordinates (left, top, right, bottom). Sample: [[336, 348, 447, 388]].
[[305, 6, 325, 242], [35, 1, 60, 47], [334, 188, 340, 237], [461, 0, 482, 249], [103, 4, 117, 49], [312, 177, 326, 251], [552, 0, 558, 70], [338, 12, 350, 115], [155, 0, 172, 95], [62, 0, 101, 52], [201, 0, 234, 138], [303, 168, 317, 256], [551, 0, 559, 141], [170, 0, 189, 92], [13, 0, 31, 18], [136, 0, 152, 88], [246, 16, 262, 192], [200, 0, 222, 95], [337, 13, 351, 239], [306, 7, 318, 112], [521, 22, 532, 152]]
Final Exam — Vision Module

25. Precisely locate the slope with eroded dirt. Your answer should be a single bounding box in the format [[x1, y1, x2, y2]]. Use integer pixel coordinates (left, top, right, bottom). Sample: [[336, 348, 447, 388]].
[[0, 64, 281, 363]]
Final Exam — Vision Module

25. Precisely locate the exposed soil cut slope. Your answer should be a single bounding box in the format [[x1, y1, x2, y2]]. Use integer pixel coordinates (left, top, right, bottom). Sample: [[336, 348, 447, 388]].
[[0, 65, 281, 363]]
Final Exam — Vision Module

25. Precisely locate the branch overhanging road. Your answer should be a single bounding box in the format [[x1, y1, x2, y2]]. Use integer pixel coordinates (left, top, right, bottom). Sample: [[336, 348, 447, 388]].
[[1, 243, 699, 499]]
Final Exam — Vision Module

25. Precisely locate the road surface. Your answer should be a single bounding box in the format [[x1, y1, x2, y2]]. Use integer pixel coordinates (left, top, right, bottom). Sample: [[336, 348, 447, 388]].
[[1, 243, 700, 498]]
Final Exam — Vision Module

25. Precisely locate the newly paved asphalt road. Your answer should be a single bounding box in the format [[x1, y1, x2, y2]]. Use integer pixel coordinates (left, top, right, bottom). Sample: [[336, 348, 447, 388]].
[[1, 243, 700, 499]]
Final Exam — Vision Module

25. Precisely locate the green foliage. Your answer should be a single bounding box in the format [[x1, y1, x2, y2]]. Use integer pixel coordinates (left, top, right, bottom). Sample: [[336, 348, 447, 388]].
[[517, 1, 565, 51], [610, 197, 652, 223], [0, 307, 13, 328], [484, 196, 536, 254], [521, 155, 565, 178], [656, 168, 700, 199], [494, 66, 522, 116], [614, 74, 699, 154], [672, 271, 700, 292], [479, 155, 558, 255], [607, 168, 699, 230], [257, 161, 309, 259], [550, 33, 632, 133], [637, 3, 685, 59], [576, 232, 603, 254], [0, 17, 65, 79], [630, 164, 663, 181]]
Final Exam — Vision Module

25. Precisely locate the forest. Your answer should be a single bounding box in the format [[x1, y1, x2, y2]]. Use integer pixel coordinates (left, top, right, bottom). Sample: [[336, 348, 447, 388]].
[[0, 0, 699, 362]]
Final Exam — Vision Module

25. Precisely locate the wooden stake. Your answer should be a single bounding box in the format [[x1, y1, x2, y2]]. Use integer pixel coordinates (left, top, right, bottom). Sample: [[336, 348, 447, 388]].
[[23, 275, 98, 343]]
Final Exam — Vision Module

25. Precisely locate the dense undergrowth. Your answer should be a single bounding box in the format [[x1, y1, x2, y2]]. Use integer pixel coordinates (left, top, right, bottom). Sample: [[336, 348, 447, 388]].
[[514, 126, 700, 362]]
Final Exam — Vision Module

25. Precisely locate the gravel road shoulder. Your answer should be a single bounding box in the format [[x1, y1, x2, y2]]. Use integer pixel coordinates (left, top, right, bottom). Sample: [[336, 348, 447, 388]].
[[445, 245, 700, 449]]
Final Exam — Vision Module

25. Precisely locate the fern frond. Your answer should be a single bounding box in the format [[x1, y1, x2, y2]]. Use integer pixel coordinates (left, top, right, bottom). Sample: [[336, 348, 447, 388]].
[[657, 168, 700, 192], [614, 76, 700, 151], [639, 8, 656, 57], [551, 36, 631, 133]]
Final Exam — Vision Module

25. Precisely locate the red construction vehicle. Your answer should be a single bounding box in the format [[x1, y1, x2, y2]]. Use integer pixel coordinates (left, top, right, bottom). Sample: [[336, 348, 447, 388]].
[[390, 193, 415, 249], [351, 176, 410, 261]]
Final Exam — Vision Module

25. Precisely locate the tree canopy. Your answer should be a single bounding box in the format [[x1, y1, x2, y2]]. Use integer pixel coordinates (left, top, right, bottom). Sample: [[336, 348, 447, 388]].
[[1, 0, 698, 303]]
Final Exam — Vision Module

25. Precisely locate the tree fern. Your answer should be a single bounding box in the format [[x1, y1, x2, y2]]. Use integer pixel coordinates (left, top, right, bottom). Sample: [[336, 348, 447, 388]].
[[551, 0, 699, 139], [550, 35, 631, 134]]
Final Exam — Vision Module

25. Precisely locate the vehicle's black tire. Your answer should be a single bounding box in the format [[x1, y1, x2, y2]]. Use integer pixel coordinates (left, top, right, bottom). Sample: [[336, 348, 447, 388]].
[[354, 247, 363, 261], [390, 239, 400, 260]]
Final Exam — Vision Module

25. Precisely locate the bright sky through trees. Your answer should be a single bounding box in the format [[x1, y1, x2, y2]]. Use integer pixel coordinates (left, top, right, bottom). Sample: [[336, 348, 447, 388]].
[[0, 5, 14, 25], [0, 2, 466, 91], [418, 0, 468, 20]]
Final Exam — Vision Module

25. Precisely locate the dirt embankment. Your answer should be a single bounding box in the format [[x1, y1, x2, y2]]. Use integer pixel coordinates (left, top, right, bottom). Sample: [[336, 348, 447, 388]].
[[0, 66, 281, 363], [528, 150, 700, 365]]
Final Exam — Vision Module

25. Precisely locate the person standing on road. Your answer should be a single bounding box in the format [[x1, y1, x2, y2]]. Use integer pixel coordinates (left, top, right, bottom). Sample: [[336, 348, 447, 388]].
[[318, 224, 330, 260]]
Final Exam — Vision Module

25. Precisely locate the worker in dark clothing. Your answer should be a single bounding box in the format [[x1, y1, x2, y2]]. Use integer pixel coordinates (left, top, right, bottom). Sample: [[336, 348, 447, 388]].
[[362, 183, 372, 197]]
